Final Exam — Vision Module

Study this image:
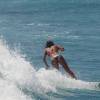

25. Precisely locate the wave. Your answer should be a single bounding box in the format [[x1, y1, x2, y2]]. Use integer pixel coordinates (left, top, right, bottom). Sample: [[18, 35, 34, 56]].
[[0, 38, 99, 100]]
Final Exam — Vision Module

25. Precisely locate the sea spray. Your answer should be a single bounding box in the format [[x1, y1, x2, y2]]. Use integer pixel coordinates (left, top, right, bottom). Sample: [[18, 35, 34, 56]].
[[0, 39, 34, 100]]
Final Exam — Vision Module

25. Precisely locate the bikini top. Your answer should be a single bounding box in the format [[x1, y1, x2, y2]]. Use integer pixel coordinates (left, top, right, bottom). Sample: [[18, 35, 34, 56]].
[[46, 47, 59, 57], [46, 49, 54, 56]]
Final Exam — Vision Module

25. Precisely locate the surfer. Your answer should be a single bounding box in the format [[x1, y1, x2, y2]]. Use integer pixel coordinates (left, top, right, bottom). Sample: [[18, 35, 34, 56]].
[[43, 40, 77, 79]]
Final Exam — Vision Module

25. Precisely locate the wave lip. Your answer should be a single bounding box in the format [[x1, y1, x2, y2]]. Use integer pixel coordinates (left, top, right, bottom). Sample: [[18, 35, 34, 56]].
[[0, 39, 34, 100]]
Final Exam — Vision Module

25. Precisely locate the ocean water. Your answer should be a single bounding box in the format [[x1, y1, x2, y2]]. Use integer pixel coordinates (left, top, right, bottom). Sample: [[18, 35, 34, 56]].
[[0, 0, 100, 100]]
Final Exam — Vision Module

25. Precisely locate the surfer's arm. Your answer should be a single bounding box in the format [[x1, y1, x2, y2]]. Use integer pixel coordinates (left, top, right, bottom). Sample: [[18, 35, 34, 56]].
[[43, 51, 50, 69], [56, 45, 64, 51]]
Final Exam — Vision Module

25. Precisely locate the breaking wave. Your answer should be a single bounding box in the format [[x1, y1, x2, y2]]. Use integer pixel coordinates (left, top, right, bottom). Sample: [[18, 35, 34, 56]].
[[0, 38, 99, 100]]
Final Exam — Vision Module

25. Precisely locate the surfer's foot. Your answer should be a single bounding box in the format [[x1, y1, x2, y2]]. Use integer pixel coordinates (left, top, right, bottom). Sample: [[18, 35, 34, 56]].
[[74, 77, 77, 80], [71, 73, 77, 80], [69, 72, 77, 80], [72, 76, 77, 80]]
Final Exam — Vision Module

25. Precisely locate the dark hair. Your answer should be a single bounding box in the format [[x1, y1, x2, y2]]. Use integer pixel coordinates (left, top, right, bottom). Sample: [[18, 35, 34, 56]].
[[45, 40, 54, 48]]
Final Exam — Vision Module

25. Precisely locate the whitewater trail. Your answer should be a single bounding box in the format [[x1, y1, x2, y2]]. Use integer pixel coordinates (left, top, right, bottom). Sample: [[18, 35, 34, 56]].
[[0, 39, 99, 100]]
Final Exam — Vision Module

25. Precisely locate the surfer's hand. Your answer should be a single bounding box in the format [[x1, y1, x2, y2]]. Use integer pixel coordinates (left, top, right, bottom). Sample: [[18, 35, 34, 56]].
[[61, 47, 64, 51]]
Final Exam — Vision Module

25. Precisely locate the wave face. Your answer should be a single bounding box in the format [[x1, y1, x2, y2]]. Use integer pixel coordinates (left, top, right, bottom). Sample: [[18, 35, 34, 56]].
[[0, 39, 99, 100]]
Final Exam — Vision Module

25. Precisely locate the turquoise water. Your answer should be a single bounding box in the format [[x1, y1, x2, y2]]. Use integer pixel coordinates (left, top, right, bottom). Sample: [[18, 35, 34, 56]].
[[0, 0, 100, 100]]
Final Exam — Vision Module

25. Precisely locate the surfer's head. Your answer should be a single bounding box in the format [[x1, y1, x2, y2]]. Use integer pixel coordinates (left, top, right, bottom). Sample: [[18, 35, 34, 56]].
[[45, 40, 55, 48]]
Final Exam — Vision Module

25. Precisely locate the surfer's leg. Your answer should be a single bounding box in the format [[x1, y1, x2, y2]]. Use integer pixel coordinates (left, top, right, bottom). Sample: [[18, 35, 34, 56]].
[[51, 57, 59, 70], [59, 55, 77, 79]]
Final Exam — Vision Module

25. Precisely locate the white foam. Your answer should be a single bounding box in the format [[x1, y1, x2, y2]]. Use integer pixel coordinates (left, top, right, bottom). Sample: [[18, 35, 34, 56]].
[[0, 39, 34, 100], [36, 68, 99, 91], [0, 79, 32, 100]]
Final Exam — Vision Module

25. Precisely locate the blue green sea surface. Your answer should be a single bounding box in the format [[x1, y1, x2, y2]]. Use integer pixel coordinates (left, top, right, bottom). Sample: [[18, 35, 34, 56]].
[[0, 0, 100, 100]]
